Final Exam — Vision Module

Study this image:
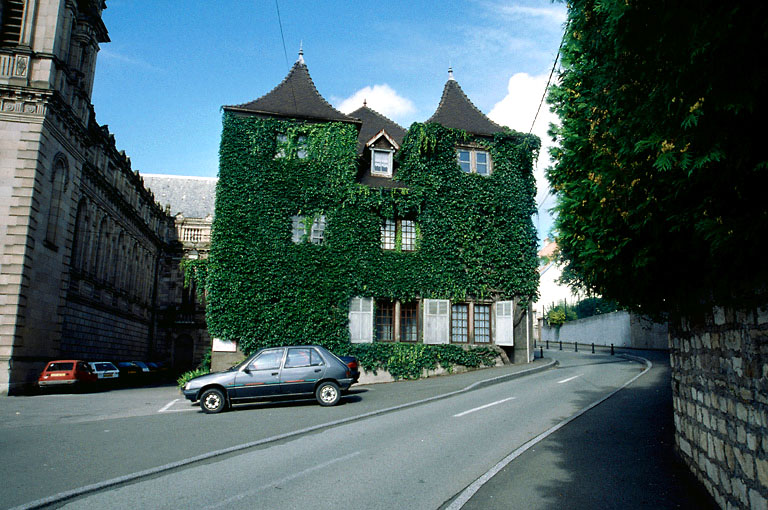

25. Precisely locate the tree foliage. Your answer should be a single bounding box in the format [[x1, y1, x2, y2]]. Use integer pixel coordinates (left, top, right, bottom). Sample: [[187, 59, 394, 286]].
[[547, 1, 768, 318]]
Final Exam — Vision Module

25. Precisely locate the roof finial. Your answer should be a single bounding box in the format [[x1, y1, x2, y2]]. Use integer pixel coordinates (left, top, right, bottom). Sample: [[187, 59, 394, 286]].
[[448, 66, 454, 81], [363, 98, 367, 107], [298, 41, 304, 64]]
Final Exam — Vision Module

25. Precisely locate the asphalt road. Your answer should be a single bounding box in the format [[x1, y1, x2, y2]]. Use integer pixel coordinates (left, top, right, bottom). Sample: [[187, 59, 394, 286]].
[[1, 350, 649, 509]]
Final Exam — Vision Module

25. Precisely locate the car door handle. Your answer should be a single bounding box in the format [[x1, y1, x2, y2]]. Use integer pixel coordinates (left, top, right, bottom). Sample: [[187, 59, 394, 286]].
[[314, 369, 321, 373], [272, 372, 279, 376]]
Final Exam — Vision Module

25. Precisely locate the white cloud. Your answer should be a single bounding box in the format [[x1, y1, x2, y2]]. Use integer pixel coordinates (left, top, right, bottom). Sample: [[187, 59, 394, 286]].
[[489, 72, 560, 238], [495, 4, 568, 24], [335, 84, 416, 121]]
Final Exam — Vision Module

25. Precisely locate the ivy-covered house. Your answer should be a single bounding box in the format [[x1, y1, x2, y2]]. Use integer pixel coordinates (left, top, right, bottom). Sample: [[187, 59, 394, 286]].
[[208, 51, 540, 369]]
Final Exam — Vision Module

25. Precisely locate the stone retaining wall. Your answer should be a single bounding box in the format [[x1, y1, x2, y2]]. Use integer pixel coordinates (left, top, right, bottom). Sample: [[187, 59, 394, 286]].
[[670, 306, 768, 509]]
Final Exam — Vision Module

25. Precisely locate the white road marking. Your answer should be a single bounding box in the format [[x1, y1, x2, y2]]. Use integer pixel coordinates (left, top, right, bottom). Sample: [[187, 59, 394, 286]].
[[158, 399, 179, 413], [453, 397, 516, 418], [447, 355, 652, 510], [206, 451, 362, 509], [158, 399, 197, 413], [557, 375, 581, 384]]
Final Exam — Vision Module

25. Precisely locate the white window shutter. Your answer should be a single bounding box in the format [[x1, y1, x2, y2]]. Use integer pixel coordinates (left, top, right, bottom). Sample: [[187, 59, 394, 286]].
[[495, 301, 514, 346], [423, 299, 450, 344], [349, 297, 373, 343]]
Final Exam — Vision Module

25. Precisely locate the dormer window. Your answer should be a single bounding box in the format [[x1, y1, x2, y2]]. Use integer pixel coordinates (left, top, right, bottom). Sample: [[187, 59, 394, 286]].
[[371, 149, 394, 177], [457, 148, 491, 176], [365, 130, 400, 180]]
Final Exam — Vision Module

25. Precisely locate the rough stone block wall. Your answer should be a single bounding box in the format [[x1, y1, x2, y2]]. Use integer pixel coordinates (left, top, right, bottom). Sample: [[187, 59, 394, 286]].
[[670, 306, 768, 509]]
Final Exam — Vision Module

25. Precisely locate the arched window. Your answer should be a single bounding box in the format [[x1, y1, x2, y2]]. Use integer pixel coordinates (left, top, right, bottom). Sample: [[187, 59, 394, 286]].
[[70, 199, 88, 270], [110, 231, 124, 286], [46, 156, 69, 247], [94, 218, 108, 281]]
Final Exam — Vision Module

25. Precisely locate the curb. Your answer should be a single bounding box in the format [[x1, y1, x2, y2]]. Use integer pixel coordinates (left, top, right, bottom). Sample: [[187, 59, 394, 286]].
[[443, 354, 652, 509], [10, 359, 557, 510]]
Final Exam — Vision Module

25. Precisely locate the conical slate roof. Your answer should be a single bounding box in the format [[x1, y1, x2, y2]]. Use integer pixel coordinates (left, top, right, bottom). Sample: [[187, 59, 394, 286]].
[[348, 103, 407, 154], [224, 52, 360, 125], [427, 71, 505, 136]]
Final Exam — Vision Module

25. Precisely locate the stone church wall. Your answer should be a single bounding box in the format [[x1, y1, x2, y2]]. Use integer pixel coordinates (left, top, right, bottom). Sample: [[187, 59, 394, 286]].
[[670, 307, 768, 509]]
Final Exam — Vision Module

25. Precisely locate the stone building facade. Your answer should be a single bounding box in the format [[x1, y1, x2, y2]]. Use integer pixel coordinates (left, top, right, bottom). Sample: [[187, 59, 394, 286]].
[[143, 174, 216, 371], [671, 307, 768, 509], [0, 0, 210, 394]]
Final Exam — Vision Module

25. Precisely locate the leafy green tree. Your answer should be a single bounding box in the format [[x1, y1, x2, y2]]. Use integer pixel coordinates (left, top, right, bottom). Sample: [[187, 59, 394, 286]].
[[547, 1, 768, 318]]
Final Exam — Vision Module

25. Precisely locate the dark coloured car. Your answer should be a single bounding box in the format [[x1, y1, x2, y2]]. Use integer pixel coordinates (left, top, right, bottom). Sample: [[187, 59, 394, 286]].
[[182, 346, 357, 413], [113, 361, 142, 384]]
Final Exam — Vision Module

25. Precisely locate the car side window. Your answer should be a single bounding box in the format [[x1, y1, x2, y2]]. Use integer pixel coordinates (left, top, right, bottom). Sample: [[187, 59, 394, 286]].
[[249, 350, 283, 371], [285, 348, 312, 368], [310, 349, 325, 367]]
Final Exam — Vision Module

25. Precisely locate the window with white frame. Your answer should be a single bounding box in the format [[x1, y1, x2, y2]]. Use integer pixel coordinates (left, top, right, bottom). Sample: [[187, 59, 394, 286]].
[[275, 133, 309, 159], [296, 136, 308, 159], [380, 219, 396, 250], [291, 214, 326, 244], [371, 149, 394, 177], [456, 148, 492, 175], [310, 214, 326, 244], [380, 219, 418, 251], [450, 302, 493, 344]]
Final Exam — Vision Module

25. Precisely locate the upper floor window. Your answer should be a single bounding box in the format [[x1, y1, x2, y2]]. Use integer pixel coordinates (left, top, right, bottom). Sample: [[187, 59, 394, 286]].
[[457, 148, 491, 176], [0, 0, 24, 47], [291, 214, 326, 244], [381, 219, 417, 251], [371, 149, 394, 177], [275, 133, 309, 159]]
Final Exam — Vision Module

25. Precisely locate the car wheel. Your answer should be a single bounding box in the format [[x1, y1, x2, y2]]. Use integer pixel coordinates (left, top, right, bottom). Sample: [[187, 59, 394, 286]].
[[315, 381, 340, 406], [200, 388, 227, 414]]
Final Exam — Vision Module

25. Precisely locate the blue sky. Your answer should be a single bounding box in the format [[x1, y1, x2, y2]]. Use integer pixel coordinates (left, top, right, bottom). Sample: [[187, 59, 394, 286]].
[[92, 0, 567, 240]]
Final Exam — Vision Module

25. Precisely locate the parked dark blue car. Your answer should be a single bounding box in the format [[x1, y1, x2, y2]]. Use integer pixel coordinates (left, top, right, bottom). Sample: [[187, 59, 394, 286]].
[[182, 345, 358, 413]]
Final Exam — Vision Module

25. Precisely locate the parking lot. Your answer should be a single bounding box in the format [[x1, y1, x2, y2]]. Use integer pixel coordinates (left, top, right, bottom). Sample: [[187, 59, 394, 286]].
[[0, 383, 194, 429]]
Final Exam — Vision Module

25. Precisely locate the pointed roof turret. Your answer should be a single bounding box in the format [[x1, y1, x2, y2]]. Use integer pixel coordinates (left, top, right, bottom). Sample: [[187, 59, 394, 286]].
[[224, 51, 360, 125], [426, 69, 505, 136], [348, 103, 407, 155]]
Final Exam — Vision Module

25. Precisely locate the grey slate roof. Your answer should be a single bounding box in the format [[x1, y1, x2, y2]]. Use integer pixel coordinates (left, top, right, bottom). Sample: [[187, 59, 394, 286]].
[[224, 56, 360, 125], [142, 174, 217, 219], [348, 104, 407, 154], [427, 78, 506, 136]]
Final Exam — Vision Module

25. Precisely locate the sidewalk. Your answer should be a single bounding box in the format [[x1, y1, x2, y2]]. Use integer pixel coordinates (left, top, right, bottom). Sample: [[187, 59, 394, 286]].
[[456, 349, 719, 509]]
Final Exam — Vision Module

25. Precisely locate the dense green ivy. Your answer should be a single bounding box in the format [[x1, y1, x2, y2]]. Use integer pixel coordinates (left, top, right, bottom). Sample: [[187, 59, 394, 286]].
[[206, 112, 539, 369]]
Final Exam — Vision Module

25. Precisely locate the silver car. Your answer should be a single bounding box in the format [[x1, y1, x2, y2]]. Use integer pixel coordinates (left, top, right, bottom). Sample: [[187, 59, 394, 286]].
[[88, 361, 120, 381], [182, 345, 357, 413]]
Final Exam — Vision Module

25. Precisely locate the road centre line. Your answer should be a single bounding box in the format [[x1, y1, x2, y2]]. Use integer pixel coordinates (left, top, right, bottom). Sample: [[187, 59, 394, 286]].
[[446, 354, 652, 510], [454, 397, 516, 418], [207, 451, 361, 509], [557, 375, 581, 384]]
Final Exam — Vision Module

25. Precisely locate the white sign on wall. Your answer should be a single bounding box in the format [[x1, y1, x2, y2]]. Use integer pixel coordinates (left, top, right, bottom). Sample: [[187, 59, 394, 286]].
[[212, 338, 237, 352]]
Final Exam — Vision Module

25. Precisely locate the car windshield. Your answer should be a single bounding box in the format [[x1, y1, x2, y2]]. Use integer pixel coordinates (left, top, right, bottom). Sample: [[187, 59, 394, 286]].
[[94, 363, 116, 371], [47, 362, 73, 371]]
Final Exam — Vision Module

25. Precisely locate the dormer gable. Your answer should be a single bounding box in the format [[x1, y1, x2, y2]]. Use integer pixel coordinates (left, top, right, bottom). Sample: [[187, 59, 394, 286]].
[[366, 129, 400, 178]]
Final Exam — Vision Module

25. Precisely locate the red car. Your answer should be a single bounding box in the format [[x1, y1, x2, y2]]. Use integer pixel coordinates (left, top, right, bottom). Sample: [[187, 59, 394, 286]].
[[38, 360, 97, 389]]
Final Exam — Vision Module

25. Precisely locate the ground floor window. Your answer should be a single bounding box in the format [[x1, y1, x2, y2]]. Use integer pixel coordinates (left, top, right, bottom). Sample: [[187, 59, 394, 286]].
[[451, 302, 493, 344], [376, 299, 420, 342], [376, 299, 395, 341], [351, 297, 512, 346]]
